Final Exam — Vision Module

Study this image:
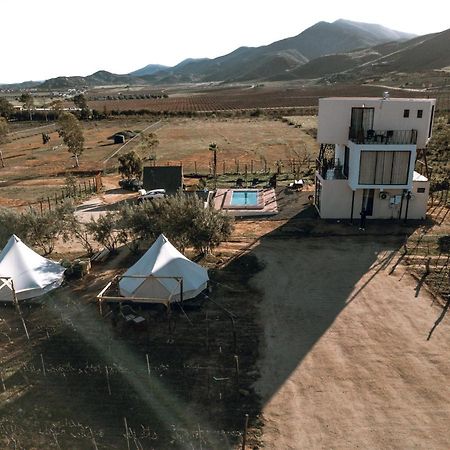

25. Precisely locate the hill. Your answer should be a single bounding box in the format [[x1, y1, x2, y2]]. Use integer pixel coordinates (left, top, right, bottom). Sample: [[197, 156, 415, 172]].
[[269, 27, 450, 82], [128, 64, 169, 77], [146, 19, 415, 83], [39, 70, 144, 89]]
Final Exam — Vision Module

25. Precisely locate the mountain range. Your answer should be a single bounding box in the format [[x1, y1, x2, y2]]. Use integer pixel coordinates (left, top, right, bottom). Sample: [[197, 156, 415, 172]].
[[2, 19, 449, 89]]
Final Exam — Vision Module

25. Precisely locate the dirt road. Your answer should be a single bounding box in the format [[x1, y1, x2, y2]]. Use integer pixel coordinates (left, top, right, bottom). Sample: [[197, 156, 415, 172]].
[[253, 237, 450, 449]]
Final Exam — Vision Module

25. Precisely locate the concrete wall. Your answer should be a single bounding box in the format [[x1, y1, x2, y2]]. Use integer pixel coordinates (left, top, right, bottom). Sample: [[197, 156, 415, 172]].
[[317, 97, 436, 148], [316, 175, 429, 220], [316, 175, 357, 219]]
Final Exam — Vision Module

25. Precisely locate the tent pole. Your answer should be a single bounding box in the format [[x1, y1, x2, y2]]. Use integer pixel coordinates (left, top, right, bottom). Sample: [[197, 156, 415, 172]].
[[10, 279, 30, 341]]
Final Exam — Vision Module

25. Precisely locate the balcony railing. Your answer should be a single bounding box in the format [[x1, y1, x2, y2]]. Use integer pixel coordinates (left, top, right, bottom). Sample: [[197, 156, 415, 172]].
[[349, 128, 418, 145], [316, 158, 347, 180]]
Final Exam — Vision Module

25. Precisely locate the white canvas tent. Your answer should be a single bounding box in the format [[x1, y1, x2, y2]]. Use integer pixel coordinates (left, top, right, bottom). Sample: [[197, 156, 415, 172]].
[[118, 234, 209, 304], [0, 235, 65, 302]]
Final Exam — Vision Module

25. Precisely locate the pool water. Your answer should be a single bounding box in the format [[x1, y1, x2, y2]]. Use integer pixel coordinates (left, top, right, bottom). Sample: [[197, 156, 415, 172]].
[[230, 190, 258, 206]]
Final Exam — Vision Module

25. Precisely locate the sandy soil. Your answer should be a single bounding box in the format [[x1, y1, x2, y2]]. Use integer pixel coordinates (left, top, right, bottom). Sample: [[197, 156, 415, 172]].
[[253, 237, 450, 450]]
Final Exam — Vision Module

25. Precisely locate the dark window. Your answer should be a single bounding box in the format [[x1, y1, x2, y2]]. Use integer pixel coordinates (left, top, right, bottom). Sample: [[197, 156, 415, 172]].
[[344, 146, 349, 178], [350, 107, 375, 141], [403, 109, 410, 118], [417, 109, 423, 118], [417, 187, 426, 193]]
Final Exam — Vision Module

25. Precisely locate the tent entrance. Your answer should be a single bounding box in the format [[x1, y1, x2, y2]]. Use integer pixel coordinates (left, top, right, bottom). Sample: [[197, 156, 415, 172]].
[[97, 274, 185, 309]]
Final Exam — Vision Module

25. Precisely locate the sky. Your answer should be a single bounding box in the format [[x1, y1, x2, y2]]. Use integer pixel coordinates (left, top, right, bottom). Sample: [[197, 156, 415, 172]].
[[1, 0, 449, 84]]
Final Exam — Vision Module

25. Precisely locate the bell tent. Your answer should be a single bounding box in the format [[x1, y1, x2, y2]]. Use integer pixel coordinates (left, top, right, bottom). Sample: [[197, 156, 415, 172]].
[[119, 234, 208, 304], [0, 235, 65, 302]]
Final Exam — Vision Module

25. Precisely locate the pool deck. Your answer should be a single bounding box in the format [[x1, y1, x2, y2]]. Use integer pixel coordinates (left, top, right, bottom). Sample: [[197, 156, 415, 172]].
[[213, 188, 278, 217]]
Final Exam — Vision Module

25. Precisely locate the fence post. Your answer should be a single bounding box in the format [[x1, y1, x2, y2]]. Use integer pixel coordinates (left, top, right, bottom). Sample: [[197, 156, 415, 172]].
[[47, 197, 51, 211], [39, 200, 43, 215]]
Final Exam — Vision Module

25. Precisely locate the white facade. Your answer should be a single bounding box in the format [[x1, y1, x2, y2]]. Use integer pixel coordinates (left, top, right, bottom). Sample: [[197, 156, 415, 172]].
[[315, 96, 435, 221], [318, 97, 436, 148]]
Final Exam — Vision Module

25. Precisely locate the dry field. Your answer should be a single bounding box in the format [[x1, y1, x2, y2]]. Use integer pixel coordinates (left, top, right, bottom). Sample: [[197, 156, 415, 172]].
[[0, 117, 318, 206]]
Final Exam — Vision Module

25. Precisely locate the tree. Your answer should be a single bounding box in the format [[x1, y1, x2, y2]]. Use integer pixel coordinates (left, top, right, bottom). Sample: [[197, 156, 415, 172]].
[[139, 132, 159, 161], [118, 150, 143, 180], [72, 93, 90, 119], [0, 98, 14, 119], [19, 92, 34, 121], [0, 117, 8, 168], [191, 207, 233, 254], [19, 202, 74, 255], [0, 207, 26, 247], [86, 212, 123, 253], [117, 192, 233, 255], [58, 111, 84, 167], [50, 99, 63, 118]]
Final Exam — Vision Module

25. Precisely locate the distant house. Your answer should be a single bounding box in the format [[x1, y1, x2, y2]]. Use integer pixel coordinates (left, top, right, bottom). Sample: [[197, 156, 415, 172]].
[[142, 165, 183, 195]]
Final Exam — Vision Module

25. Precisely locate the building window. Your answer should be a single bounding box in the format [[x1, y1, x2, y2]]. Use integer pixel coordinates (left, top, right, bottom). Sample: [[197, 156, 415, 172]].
[[403, 109, 410, 118], [359, 151, 411, 185], [417, 109, 423, 118], [417, 187, 426, 193]]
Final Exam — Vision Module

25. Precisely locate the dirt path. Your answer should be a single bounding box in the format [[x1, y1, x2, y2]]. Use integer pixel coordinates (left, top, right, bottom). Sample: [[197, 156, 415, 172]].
[[253, 237, 450, 450]]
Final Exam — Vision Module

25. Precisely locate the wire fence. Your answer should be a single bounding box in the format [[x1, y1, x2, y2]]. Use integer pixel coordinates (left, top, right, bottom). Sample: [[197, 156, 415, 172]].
[[11, 176, 102, 214]]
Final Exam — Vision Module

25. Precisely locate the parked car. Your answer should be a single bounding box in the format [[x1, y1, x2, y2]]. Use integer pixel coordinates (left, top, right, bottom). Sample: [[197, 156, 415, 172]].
[[137, 189, 166, 203], [119, 178, 143, 191]]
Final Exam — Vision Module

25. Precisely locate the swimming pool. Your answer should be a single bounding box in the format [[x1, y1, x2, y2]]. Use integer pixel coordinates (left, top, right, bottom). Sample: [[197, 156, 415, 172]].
[[230, 190, 259, 206]]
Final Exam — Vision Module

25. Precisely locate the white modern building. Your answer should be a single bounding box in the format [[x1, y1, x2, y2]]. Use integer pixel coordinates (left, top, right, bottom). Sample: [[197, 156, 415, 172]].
[[315, 95, 435, 220]]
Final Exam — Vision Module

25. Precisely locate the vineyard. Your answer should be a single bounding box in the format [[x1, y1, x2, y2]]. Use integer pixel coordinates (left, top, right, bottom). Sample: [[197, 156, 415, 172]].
[[87, 83, 432, 113]]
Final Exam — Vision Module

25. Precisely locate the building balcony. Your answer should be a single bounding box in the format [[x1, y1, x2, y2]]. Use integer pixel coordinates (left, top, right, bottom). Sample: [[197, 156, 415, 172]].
[[348, 128, 418, 145], [316, 158, 348, 180]]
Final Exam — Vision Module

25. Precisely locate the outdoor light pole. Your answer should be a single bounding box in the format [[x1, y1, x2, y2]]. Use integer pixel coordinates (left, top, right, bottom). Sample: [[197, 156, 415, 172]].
[[209, 142, 218, 189]]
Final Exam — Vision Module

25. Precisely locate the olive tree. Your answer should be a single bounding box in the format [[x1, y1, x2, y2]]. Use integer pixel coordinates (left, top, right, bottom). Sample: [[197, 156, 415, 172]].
[[20, 202, 75, 255], [117, 192, 233, 255], [86, 212, 124, 254], [58, 112, 84, 167]]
